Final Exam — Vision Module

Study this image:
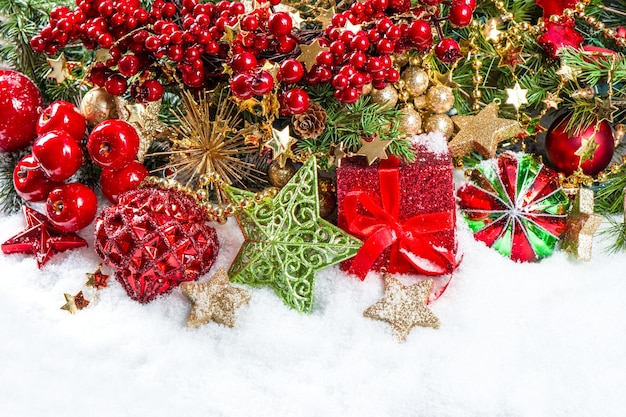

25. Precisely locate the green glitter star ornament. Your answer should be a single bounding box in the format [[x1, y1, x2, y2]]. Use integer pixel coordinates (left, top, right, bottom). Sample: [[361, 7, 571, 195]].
[[224, 157, 362, 313]]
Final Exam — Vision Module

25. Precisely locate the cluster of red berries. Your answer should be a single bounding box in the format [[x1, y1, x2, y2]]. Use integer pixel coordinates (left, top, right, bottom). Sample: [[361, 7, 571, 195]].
[[13, 101, 98, 232]]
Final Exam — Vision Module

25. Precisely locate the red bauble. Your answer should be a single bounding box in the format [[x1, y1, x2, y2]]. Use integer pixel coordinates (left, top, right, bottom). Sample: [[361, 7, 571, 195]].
[[94, 187, 220, 303], [100, 161, 149, 204], [13, 154, 60, 202], [545, 115, 614, 176], [46, 183, 98, 232], [0, 70, 43, 152], [88, 119, 140, 170], [536, 0, 576, 17], [32, 131, 84, 181], [37, 100, 87, 143], [537, 20, 583, 59]]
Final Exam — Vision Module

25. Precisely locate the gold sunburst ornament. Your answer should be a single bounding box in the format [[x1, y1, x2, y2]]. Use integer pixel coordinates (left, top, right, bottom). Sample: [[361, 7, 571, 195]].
[[158, 91, 262, 201]]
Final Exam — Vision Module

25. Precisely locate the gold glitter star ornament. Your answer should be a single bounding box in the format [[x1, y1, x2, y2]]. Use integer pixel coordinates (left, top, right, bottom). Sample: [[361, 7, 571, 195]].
[[181, 268, 252, 328], [449, 102, 522, 158], [364, 274, 439, 342]]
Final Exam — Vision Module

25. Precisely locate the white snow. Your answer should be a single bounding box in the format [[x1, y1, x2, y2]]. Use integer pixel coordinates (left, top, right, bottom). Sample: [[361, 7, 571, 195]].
[[410, 132, 449, 156], [1, 185, 626, 417]]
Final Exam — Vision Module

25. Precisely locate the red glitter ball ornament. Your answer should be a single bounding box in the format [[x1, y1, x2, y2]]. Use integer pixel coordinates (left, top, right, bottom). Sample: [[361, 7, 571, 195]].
[[0, 70, 43, 152], [94, 187, 219, 303]]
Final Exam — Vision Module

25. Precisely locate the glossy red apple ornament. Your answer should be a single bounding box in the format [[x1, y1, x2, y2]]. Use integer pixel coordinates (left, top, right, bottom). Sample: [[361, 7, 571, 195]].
[[46, 183, 98, 232], [100, 161, 149, 204], [32, 131, 84, 181], [13, 154, 60, 202], [545, 114, 614, 176], [0, 69, 43, 152], [87, 120, 140, 170], [37, 100, 87, 143]]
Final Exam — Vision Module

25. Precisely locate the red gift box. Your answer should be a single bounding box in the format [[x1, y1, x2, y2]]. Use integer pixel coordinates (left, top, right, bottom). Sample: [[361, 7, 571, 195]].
[[337, 138, 458, 282]]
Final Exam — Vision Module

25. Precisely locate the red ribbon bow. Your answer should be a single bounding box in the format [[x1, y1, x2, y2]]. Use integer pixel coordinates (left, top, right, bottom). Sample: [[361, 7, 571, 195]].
[[344, 157, 457, 280]]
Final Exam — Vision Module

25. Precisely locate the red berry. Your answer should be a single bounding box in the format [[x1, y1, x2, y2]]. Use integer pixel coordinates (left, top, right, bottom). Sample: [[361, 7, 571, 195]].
[[268, 12, 293, 36], [341, 87, 359, 104], [13, 154, 60, 202], [32, 131, 83, 181], [435, 38, 462, 63], [104, 73, 128, 96], [118, 54, 141, 77], [100, 161, 148, 204], [452, 0, 476, 9], [371, 0, 388, 12], [240, 14, 259, 31], [386, 0, 411, 14], [279, 59, 304, 84], [449, 4, 473, 27], [231, 52, 258, 72], [0, 70, 43, 153], [231, 73, 254, 99], [88, 120, 140, 170], [250, 70, 274, 96], [282, 88, 309, 114], [407, 20, 432, 49], [37, 100, 86, 143], [46, 183, 98, 232]]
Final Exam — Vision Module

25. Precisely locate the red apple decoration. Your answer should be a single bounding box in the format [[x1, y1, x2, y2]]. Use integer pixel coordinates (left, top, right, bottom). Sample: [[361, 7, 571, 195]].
[[46, 183, 98, 232], [100, 161, 149, 204], [32, 131, 84, 181], [87, 120, 140, 170], [545, 114, 614, 176], [0, 69, 43, 152], [37, 100, 87, 143], [13, 154, 60, 202]]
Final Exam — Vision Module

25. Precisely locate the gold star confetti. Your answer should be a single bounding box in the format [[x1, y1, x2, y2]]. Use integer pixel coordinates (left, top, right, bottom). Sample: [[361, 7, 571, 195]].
[[449, 102, 522, 158], [433, 71, 460, 89], [94, 48, 112, 64], [316, 7, 335, 28], [593, 97, 618, 123], [341, 20, 362, 34], [364, 274, 439, 342], [330, 141, 347, 167], [574, 133, 600, 165], [267, 125, 296, 166], [181, 268, 251, 328], [543, 91, 563, 110], [556, 63, 581, 81], [46, 53, 71, 84], [297, 38, 327, 70], [261, 60, 280, 82], [483, 18, 502, 42], [116, 97, 168, 162], [85, 264, 110, 290], [561, 188, 603, 261], [61, 291, 90, 314], [221, 21, 240, 42], [506, 82, 529, 110], [355, 134, 390, 165], [498, 43, 526, 71]]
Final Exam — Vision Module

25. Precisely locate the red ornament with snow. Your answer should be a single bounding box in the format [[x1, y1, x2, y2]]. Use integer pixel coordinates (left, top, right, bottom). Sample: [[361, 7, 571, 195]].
[[544, 114, 614, 176], [0, 70, 43, 152], [94, 187, 219, 303]]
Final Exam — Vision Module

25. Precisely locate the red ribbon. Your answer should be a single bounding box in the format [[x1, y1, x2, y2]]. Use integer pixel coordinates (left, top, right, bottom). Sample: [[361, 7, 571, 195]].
[[345, 157, 457, 280]]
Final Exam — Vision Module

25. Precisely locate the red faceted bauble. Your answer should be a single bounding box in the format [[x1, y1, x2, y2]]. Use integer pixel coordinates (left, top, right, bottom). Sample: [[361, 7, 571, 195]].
[[94, 187, 220, 303], [0, 70, 43, 152], [545, 115, 614, 176]]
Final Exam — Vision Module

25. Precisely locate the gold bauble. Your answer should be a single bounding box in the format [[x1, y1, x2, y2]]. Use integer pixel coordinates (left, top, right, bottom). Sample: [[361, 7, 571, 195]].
[[399, 105, 422, 135], [362, 83, 373, 96], [318, 177, 336, 219], [400, 67, 429, 97], [392, 51, 410, 68], [424, 114, 454, 139], [369, 85, 398, 110], [80, 87, 118, 125], [413, 95, 427, 110], [268, 159, 297, 188], [426, 85, 455, 114]]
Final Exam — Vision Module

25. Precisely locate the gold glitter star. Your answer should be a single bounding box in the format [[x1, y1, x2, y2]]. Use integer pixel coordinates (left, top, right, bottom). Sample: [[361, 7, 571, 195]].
[[449, 102, 522, 158], [85, 264, 110, 290], [297, 38, 327, 70], [46, 53, 71, 84], [506, 82, 529, 110], [364, 274, 439, 342], [116, 98, 168, 162], [267, 125, 296, 166], [181, 268, 251, 328], [482, 18, 502, 42], [561, 188, 603, 261], [498, 43, 526, 71], [592, 97, 618, 123], [61, 291, 90, 314], [543, 91, 563, 110], [556, 63, 581, 81], [355, 134, 390, 165], [94, 48, 112, 64], [574, 133, 600, 165]]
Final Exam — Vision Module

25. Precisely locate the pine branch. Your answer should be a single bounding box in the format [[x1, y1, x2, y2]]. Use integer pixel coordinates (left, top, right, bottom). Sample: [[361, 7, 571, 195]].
[[600, 216, 626, 253], [0, 150, 28, 215]]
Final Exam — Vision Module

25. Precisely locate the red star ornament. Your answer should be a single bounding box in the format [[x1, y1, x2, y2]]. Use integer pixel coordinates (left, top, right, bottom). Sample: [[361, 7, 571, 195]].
[[1, 205, 88, 268], [536, 0, 576, 17], [538, 19, 584, 59]]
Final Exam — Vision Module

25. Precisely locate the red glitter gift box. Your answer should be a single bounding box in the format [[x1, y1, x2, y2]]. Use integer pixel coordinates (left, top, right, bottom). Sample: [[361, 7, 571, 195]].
[[337, 135, 458, 281]]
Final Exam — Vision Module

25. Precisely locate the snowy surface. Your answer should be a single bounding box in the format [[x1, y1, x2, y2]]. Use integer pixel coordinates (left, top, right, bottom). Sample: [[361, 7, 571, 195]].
[[1, 188, 626, 417]]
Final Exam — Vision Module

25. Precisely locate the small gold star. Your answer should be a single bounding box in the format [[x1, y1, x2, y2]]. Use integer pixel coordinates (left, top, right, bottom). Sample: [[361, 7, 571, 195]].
[[94, 48, 112, 63], [297, 38, 327, 70], [116, 98, 168, 162], [433, 71, 460, 89], [543, 91, 563, 110], [181, 268, 251, 328], [592, 97, 618, 123], [355, 134, 390, 165], [330, 142, 347, 167], [261, 60, 280, 82], [505, 82, 529, 110], [267, 126, 296, 166], [498, 43, 526, 71], [61, 291, 90, 314], [574, 133, 600, 165], [482, 18, 502, 42], [556, 63, 582, 81], [316, 7, 335, 28], [364, 274, 439, 342], [561, 188, 603, 261], [221, 21, 240, 42], [341, 20, 362, 34], [85, 264, 110, 290], [46, 53, 71, 84]]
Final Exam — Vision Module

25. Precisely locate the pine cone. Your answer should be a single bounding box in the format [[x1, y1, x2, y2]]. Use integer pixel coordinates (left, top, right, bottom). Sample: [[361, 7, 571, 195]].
[[292, 102, 327, 139]]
